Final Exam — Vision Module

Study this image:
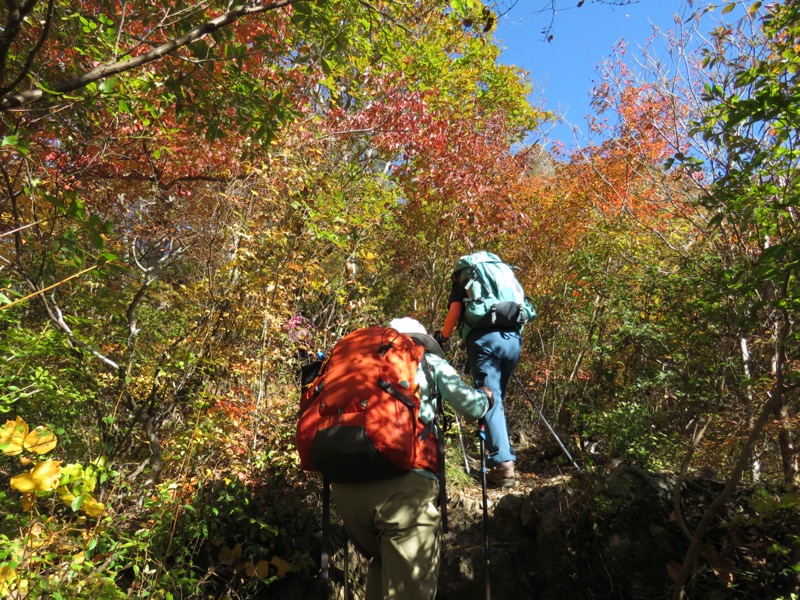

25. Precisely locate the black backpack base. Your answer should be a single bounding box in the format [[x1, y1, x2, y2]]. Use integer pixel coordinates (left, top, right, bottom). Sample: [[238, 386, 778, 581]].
[[311, 426, 408, 483]]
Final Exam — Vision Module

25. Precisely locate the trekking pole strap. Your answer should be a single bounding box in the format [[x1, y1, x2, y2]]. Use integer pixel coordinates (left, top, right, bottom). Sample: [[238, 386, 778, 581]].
[[453, 412, 471, 475]]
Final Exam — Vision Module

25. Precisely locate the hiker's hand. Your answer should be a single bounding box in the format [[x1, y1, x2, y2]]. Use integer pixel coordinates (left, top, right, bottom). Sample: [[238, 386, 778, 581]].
[[479, 386, 494, 408], [433, 330, 448, 348]]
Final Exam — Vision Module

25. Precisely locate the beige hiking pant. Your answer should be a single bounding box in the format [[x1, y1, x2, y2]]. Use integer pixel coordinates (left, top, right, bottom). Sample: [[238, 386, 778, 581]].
[[331, 471, 441, 600]]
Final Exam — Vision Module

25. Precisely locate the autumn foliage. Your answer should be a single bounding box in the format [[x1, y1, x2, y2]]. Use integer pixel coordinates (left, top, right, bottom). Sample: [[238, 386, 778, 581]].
[[0, 0, 798, 598]]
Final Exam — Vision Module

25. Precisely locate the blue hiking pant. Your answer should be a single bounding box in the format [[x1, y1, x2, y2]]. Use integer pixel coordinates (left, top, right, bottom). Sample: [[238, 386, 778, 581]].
[[466, 328, 521, 467]]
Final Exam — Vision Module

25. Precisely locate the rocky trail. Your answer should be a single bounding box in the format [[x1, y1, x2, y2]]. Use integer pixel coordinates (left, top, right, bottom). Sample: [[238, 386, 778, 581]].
[[319, 444, 588, 600], [437, 450, 582, 600], [274, 439, 797, 600]]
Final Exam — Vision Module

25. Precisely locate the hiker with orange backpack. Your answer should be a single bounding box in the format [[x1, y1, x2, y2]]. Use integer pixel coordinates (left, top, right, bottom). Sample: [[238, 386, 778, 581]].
[[434, 252, 536, 489], [297, 318, 492, 599]]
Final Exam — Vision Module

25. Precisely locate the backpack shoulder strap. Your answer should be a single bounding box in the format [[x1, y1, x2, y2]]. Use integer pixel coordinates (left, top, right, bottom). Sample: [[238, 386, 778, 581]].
[[417, 354, 439, 438]]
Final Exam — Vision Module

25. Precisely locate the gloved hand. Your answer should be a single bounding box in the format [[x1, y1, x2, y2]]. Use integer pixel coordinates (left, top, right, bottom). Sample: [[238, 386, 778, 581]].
[[479, 386, 494, 409], [433, 330, 448, 348]]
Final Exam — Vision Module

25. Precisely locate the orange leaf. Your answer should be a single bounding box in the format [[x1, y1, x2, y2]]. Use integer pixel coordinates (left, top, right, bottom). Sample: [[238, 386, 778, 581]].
[[245, 560, 271, 579]]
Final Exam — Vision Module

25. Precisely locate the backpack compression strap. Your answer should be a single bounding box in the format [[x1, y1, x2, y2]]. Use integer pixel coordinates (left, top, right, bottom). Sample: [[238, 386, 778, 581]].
[[377, 379, 416, 409]]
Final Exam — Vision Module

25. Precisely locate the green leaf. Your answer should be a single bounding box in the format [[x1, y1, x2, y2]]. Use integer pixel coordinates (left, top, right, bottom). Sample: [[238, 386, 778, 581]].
[[97, 252, 118, 265], [89, 230, 104, 249], [71, 494, 86, 512], [68, 197, 86, 218], [100, 77, 119, 94]]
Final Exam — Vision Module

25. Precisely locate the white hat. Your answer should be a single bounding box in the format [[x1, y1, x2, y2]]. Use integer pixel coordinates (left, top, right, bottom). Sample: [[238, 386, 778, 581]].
[[389, 318, 445, 358]]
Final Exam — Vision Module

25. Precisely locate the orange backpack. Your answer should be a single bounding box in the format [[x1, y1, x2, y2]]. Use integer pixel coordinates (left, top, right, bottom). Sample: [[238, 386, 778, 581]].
[[296, 326, 439, 482]]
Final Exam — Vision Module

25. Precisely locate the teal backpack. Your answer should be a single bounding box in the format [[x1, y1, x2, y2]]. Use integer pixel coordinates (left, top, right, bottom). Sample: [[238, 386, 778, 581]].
[[452, 251, 536, 342]]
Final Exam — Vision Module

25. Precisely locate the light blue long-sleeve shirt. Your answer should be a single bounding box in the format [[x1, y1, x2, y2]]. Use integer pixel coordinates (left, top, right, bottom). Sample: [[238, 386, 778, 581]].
[[416, 352, 489, 424], [413, 351, 489, 479]]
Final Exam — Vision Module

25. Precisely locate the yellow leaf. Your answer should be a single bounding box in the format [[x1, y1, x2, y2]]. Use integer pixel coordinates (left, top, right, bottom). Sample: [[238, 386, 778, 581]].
[[82, 496, 105, 517], [252, 559, 271, 579], [58, 486, 76, 504], [244, 560, 271, 579], [218, 543, 243, 566], [0, 565, 16, 597], [1, 417, 28, 456], [270, 556, 293, 577], [23, 426, 58, 454], [31, 460, 62, 490], [9, 473, 36, 493], [10, 460, 62, 492]]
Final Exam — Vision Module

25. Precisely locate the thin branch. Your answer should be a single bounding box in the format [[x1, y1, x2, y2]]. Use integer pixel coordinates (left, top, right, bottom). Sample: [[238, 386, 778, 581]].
[[113, 0, 129, 61], [0, 0, 37, 91], [671, 320, 789, 599], [0, 264, 98, 311], [0, 218, 51, 238]]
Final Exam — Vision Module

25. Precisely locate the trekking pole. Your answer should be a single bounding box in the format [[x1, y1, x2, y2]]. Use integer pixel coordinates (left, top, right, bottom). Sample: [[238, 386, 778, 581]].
[[321, 476, 331, 585], [478, 420, 491, 600], [343, 540, 349, 600], [512, 374, 582, 471]]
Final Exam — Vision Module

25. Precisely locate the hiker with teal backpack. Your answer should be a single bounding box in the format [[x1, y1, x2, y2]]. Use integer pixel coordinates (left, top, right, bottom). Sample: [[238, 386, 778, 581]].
[[434, 252, 536, 489]]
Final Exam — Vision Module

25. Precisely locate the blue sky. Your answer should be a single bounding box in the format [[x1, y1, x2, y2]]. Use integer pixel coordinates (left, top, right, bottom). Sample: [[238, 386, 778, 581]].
[[492, 1, 690, 146]]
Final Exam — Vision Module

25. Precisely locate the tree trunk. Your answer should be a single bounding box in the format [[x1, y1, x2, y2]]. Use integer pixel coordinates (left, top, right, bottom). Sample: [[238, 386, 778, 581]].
[[771, 316, 798, 490], [739, 335, 761, 483]]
